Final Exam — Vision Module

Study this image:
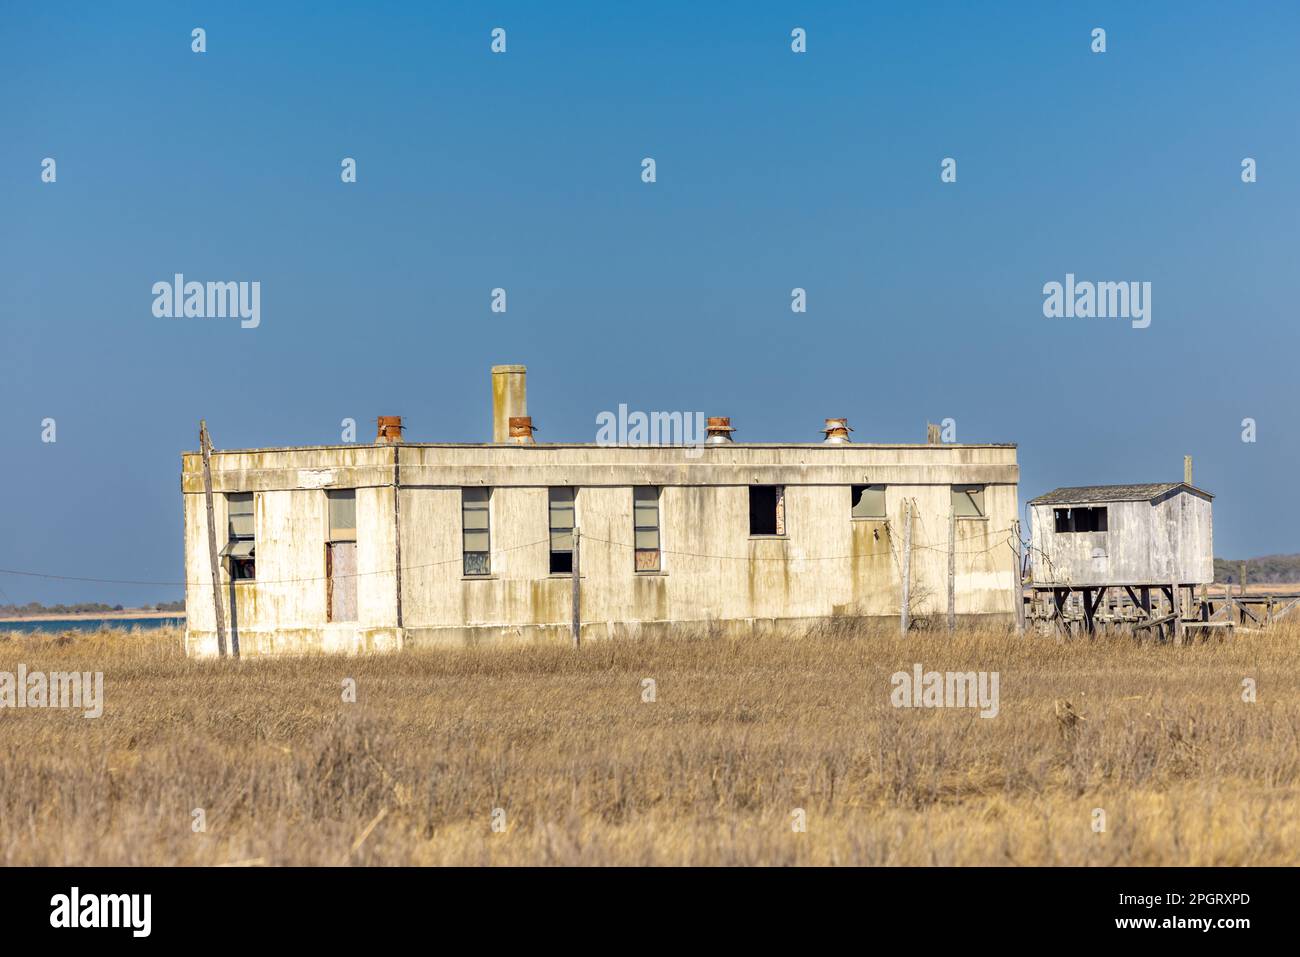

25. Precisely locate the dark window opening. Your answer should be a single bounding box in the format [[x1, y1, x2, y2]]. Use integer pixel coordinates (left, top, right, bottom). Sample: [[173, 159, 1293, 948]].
[[1054, 506, 1108, 533], [749, 485, 785, 536]]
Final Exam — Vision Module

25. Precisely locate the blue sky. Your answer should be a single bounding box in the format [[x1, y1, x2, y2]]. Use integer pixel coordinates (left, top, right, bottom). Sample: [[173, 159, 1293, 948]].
[[2, 1, 1297, 605]]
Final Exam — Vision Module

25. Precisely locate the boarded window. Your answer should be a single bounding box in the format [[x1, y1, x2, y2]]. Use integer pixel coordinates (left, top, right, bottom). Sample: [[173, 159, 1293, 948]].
[[952, 485, 986, 518], [326, 490, 357, 621], [749, 485, 785, 536], [549, 488, 575, 574], [633, 486, 661, 571], [463, 487, 491, 576], [222, 493, 256, 580], [851, 484, 886, 519], [1054, 506, 1108, 533], [326, 542, 357, 622]]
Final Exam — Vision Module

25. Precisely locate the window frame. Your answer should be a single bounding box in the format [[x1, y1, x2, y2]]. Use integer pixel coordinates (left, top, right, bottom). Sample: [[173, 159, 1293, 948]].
[[224, 492, 256, 581], [548, 487, 576, 575], [851, 484, 887, 520], [325, 489, 359, 622], [462, 487, 492, 577], [951, 484, 987, 520], [633, 486, 662, 572]]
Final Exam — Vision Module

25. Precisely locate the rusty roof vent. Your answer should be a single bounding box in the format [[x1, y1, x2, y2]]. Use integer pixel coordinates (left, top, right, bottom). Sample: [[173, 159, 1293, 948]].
[[376, 415, 404, 444], [705, 417, 736, 446], [821, 418, 852, 444], [508, 416, 536, 444]]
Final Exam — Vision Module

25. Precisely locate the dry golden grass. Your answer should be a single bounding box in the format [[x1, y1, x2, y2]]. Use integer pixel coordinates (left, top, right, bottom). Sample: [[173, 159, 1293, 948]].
[[0, 621, 1297, 865]]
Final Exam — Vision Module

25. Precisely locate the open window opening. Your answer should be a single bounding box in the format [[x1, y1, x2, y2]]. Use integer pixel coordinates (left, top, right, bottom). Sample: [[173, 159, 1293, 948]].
[[220, 492, 256, 581], [749, 485, 786, 536], [462, 487, 491, 576], [549, 488, 575, 574], [634, 486, 661, 571], [1054, 506, 1108, 533]]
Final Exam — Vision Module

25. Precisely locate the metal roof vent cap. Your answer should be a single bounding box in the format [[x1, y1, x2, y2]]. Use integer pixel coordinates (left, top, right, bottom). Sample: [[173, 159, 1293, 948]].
[[508, 416, 536, 444], [376, 416, 403, 444], [705, 417, 736, 445], [821, 418, 852, 444]]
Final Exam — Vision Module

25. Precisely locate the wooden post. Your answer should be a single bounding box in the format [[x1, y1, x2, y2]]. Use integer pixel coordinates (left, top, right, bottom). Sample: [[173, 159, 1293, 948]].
[[393, 445, 404, 632], [1171, 580, 1182, 644], [900, 502, 912, 636], [570, 527, 581, 649], [1239, 560, 1247, 596], [947, 508, 956, 633], [1184, 455, 1193, 485], [199, 420, 228, 658], [1013, 520, 1025, 634]]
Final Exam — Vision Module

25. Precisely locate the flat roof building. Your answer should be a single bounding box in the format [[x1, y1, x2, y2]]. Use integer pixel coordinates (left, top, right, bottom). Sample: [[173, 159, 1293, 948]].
[[181, 366, 1021, 656]]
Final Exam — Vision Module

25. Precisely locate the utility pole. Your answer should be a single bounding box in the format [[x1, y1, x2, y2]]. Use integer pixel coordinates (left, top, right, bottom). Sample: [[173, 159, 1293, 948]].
[[1013, 520, 1025, 635], [900, 502, 912, 637], [199, 420, 227, 658], [571, 527, 581, 649]]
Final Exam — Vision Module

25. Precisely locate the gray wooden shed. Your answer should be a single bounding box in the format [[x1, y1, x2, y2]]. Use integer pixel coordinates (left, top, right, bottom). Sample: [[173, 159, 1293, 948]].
[[1028, 483, 1214, 588]]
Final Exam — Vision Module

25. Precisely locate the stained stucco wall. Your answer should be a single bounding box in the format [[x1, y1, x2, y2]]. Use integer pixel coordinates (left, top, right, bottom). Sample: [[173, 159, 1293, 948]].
[[183, 443, 1019, 656]]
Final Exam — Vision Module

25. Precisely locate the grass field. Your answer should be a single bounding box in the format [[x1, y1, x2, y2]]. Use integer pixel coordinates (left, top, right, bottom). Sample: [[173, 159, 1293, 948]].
[[0, 623, 1297, 866]]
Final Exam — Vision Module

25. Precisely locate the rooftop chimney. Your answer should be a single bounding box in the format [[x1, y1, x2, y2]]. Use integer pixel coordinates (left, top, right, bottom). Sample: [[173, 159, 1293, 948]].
[[705, 417, 735, 445], [376, 415, 403, 444], [492, 365, 527, 443], [822, 418, 852, 444], [1184, 455, 1193, 485], [926, 422, 941, 444]]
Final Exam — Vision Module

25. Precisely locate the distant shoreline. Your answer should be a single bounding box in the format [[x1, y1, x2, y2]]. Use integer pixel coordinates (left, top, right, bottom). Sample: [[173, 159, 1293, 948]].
[[0, 610, 185, 623]]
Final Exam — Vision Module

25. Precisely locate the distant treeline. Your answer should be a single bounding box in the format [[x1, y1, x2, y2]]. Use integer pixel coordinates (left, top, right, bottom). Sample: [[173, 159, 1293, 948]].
[[0, 600, 184, 618], [1214, 555, 1300, 585]]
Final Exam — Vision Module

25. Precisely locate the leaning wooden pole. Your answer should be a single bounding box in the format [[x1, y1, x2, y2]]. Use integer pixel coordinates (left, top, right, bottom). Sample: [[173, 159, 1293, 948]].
[[199, 420, 228, 658], [900, 502, 912, 637], [947, 508, 956, 632], [571, 527, 581, 649], [1013, 520, 1025, 634]]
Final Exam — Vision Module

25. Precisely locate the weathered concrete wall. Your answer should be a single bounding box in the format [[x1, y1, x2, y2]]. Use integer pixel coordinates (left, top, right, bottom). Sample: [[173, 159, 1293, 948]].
[[1029, 490, 1213, 587], [183, 442, 1019, 655]]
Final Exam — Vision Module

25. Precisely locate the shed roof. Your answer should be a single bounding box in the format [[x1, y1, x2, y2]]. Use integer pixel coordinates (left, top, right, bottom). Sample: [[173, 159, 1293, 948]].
[[1029, 482, 1213, 506]]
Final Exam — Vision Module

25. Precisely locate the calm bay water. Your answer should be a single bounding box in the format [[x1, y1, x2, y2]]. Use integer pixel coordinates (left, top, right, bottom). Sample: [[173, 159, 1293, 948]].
[[1, 616, 184, 634]]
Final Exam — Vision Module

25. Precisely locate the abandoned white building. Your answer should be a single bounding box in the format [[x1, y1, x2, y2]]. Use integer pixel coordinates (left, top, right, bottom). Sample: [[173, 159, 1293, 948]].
[[182, 366, 1022, 656], [1027, 480, 1214, 634]]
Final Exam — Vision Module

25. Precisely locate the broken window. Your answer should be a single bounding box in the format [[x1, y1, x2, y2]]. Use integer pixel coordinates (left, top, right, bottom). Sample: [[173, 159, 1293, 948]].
[[549, 487, 575, 574], [851, 484, 886, 519], [221, 492, 256, 580], [749, 485, 785, 536], [462, 487, 491, 576], [326, 490, 357, 622], [634, 486, 661, 571], [1054, 506, 1108, 533], [952, 484, 986, 519]]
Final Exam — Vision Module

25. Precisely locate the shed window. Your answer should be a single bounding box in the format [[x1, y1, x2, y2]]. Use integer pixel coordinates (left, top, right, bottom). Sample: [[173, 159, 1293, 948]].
[[952, 485, 986, 519], [749, 485, 785, 536], [463, 488, 491, 576], [326, 490, 357, 622], [851, 484, 886, 519], [221, 493, 256, 580], [633, 486, 661, 571], [1054, 506, 1108, 533], [549, 488, 575, 574]]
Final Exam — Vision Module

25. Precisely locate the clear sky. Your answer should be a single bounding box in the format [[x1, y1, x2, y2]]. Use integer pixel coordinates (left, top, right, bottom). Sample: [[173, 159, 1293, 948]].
[[2, 1, 1297, 606]]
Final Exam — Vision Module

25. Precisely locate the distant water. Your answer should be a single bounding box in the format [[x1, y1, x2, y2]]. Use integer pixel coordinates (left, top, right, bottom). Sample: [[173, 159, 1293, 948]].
[[1, 616, 185, 634]]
